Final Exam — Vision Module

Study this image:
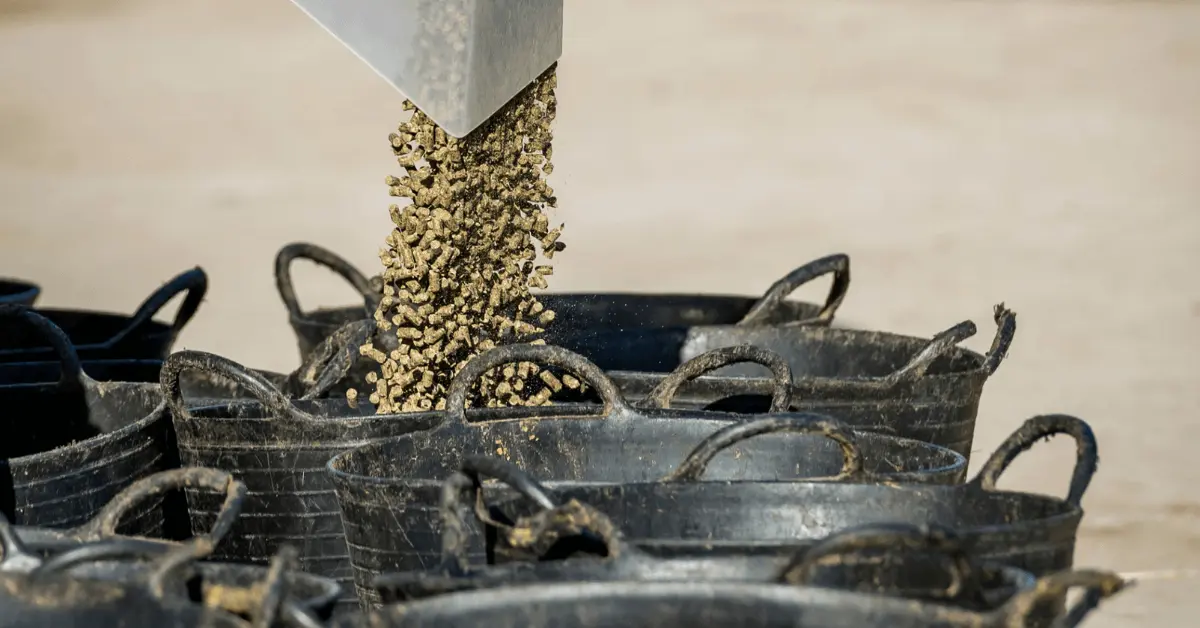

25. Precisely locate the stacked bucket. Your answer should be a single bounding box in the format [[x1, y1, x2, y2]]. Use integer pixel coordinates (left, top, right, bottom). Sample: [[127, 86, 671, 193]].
[[0, 245, 1127, 628]]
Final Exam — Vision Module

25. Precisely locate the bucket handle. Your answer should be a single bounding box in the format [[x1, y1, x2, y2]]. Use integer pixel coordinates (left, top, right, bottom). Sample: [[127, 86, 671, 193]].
[[70, 467, 247, 544], [283, 318, 374, 400], [663, 414, 865, 483], [452, 455, 630, 569], [779, 523, 977, 601], [981, 303, 1017, 376], [884, 304, 1017, 384], [970, 415, 1098, 508], [104, 267, 208, 348], [275, 242, 378, 320], [996, 569, 1128, 628], [161, 350, 322, 426], [643, 345, 793, 412], [737, 253, 850, 327], [0, 304, 87, 390], [444, 344, 634, 426], [439, 455, 560, 573]]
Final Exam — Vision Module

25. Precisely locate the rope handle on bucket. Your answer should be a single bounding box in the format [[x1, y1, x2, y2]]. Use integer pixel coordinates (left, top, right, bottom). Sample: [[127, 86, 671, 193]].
[[72, 467, 248, 543], [996, 569, 1129, 628], [106, 267, 209, 347], [275, 242, 379, 319], [161, 350, 323, 425], [643, 345, 794, 412], [662, 414, 866, 483], [970, 414, 1097, 508], [885, 303, 1017, 384], [0, 304, 88, 390], [283, 318, 374, 400], [444, 344, 635, 426], [737, 253, 850, 327], [779, 523, 980, 602]]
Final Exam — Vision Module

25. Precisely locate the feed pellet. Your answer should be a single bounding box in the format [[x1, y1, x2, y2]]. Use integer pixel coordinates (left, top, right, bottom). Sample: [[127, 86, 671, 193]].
[[352, 66, 573, 414]]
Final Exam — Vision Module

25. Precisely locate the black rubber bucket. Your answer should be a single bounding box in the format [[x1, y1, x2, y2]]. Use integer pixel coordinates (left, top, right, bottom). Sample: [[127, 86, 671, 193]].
[[158, 351, 450, 611], [488, 414, 1097, 582], [374, 465, 1036, 613], [0, 308, 368, 545], [563, 305, 1017, 459], [0, 306, 171, 535], [0, 267, 207, 363], [276, 241, 848, 362], [158, 343, 806, 608], [337, 570, 1127, 628], [8, 467, 245, 555], [0, 536, 249, 628], [0, 470, 340, 627], [327, 344, 966, 608], [0, 278, 39, 307]]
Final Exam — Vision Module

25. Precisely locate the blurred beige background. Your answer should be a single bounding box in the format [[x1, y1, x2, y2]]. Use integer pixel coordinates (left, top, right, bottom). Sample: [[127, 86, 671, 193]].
[[2, 0, 1198, 624]]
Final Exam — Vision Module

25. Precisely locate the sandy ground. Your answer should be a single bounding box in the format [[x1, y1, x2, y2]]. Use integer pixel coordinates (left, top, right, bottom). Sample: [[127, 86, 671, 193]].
[[1, 0, 1198, 624]]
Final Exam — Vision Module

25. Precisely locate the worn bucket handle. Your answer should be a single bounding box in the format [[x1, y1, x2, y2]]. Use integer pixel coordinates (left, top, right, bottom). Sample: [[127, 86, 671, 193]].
[[0, 513, 42, 573], [663, 414, 865, 483], [161, 350, 322, 426], [997, 569, 1128, 628], [982, 303, 1017, 376], [970, 415, 1098, 508], [885, 320, 977, 384], [445, 344, 634, 426], [886, 303, 1017, 384], [106, 267, 208, 348], [644, 345, 793, 412], [439, 456, 559, 572], [779, 523, 975, 601], [455, 456, 629, 569], [737, 253, 851, 327], [285, 318, 374, 400], [275, 242, 378, 320], [73, 467, 247, 543], [0, 304, 87, 390], [250, 545, 300, 628]]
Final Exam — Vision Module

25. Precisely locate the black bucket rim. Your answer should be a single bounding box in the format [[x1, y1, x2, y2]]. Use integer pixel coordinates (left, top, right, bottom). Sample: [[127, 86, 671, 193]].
[[0, 306, 168, 466], [625, 304, 1017, 388], [0, 278, 40, 305], [4, 384, 165, 466], [325, 412, 968, 490], [359, 569, 1126, 628], [0, 267, 207, 359]]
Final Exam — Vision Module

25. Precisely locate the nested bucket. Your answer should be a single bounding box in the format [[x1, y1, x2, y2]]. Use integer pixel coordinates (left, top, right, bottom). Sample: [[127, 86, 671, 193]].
[[159, 350, 453, 610], [0, 267, 207, 363], [0, 306, 170, 535], [338, 570, 1125, 628], [0, 469, 340, 628], [374, 464, 1035, 613], [276, 241, 849, 362], [487, 414, 1097, 582], [327, 343, 966, 608], [568, 305, 1017, 458]]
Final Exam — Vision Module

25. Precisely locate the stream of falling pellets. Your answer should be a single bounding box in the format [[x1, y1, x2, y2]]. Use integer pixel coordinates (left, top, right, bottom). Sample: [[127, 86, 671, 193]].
[[350, 66, 580, 414]]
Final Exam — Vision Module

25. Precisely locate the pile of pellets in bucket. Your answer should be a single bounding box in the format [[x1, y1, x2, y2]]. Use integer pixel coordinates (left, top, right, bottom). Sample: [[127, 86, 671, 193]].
[[351, 65, 583, 414]]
